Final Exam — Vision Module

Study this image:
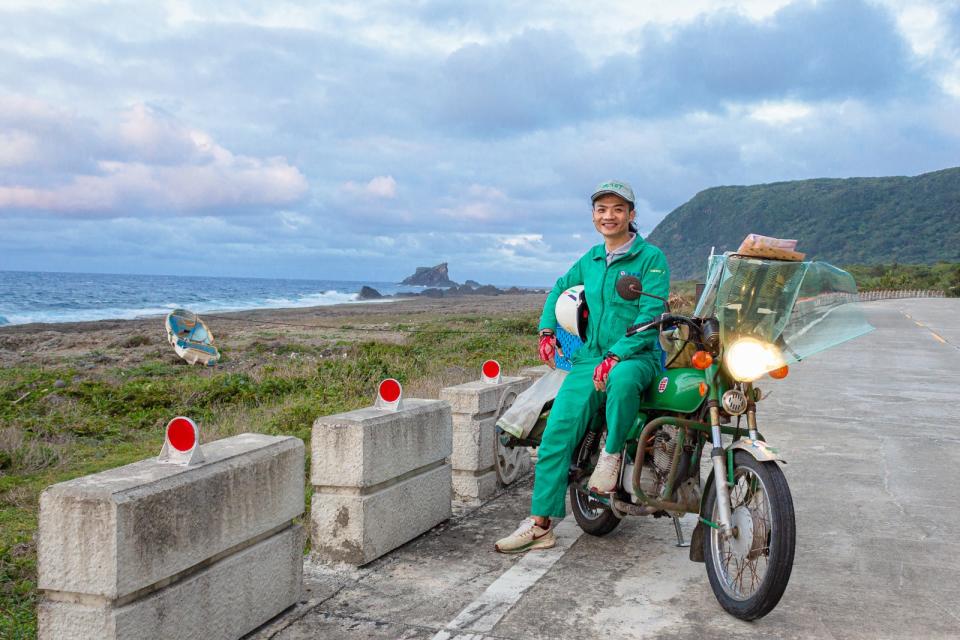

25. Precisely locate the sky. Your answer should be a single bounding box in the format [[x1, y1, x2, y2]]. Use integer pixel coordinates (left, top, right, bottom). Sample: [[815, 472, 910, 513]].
[[0, 0, 958, 286]]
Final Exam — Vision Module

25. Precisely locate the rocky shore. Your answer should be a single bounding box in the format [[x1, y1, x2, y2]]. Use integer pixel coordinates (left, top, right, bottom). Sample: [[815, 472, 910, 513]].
[[359, 282, 544, 300], [368, 262, 546, 300]]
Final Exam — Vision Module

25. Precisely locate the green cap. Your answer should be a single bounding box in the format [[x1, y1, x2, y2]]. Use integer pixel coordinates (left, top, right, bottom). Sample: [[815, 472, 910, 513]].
[[591, 180, 635, 206]]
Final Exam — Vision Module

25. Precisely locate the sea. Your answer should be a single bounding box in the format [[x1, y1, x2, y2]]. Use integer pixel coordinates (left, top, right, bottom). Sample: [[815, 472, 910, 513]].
[[0, 270, 429, 326]]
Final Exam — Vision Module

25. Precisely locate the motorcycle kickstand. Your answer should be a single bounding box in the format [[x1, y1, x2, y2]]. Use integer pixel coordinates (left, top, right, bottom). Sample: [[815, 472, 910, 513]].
[[672, 516, 689, 548]]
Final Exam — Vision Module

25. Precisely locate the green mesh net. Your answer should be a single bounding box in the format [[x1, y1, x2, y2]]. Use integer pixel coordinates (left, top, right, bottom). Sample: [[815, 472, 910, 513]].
[[694, 254, 873, 368]]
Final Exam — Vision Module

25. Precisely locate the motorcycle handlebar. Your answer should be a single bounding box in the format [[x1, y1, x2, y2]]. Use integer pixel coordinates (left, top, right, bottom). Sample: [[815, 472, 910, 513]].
[[625, 314, 699, 337], [626, 313, 676, 337]]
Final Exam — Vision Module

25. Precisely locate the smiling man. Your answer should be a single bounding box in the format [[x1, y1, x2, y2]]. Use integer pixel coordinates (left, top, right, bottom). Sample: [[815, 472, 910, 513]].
[[495, 180, 670, 553]]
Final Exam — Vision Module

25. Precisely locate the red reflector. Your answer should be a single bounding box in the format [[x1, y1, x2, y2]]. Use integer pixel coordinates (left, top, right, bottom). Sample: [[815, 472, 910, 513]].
[[482, 360, 501, 379], [379, 378, 401, 403], [167, 417, 196, 452]]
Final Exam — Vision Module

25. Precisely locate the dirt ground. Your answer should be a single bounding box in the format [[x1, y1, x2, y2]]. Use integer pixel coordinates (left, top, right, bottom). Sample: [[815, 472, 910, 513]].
[[0, 294, 549, 370]]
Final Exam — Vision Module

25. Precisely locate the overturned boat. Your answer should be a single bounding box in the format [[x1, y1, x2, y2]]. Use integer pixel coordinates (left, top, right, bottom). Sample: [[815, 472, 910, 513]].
[[165, 309, 220, 366]]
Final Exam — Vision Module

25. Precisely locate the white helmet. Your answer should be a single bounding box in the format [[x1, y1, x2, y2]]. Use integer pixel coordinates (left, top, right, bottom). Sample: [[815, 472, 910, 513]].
[[555, 285, 588, 341]]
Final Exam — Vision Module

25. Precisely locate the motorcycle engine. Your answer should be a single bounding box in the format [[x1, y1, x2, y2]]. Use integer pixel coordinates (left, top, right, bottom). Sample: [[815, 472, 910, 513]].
[[629, 424, 701, 511], [652, 425, 678, 476], [633, 425, 677, 500]]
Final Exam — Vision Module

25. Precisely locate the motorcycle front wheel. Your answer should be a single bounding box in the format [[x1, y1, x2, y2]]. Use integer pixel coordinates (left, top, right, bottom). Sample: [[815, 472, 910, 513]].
[[703, 450, 795, 620]]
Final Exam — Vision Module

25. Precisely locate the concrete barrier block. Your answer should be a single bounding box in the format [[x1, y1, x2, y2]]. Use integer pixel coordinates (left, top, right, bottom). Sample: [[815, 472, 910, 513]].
[[452, 470, 498, 506], [452, 414, 496, 472], [311, 399, 451, 489], [440, 376, 532, 504], [39, 524, 304, 640], [38, 433, 304, 600], [438, 376, 527, 415], [519, 365, 551, 382], [311, 464, 451, 565]]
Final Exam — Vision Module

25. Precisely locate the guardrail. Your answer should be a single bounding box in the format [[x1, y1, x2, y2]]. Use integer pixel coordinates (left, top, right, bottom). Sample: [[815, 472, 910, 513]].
[[858, 290, 945, 301]]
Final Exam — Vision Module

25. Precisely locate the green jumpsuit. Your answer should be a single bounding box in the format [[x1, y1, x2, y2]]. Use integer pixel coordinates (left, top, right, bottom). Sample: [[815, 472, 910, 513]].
[[531, 236, 670, 518]]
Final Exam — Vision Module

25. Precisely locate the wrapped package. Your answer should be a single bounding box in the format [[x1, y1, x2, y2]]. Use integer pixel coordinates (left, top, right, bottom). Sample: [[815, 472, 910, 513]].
[[735, 234, 805, 261]]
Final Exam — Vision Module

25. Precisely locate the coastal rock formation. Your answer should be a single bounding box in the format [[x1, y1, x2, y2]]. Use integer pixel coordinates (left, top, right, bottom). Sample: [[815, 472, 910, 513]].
[[358, 286, 383, 300], [406, 284, 545, 298], [401, 263, 458, 287], [473, 285, 501, 295]]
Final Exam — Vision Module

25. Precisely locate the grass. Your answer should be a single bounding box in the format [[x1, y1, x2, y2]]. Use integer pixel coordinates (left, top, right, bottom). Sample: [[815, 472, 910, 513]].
[[0, 290, 702, 638], [0, 311, 543, 638]]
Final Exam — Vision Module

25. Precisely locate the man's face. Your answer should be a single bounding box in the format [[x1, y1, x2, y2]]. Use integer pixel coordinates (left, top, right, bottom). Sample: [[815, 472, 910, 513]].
[[592, 194, 635, 239]]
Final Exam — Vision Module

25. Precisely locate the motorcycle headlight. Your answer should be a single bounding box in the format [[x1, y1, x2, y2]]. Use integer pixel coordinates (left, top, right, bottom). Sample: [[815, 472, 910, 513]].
[[724, 338, 784, 382]]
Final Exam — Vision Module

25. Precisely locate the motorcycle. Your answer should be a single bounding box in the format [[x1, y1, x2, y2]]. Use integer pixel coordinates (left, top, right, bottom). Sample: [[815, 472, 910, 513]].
[[497, 253, 872, 620]]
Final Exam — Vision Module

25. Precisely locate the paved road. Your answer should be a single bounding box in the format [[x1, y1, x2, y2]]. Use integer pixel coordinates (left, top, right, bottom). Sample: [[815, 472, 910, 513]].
[[256, 299, 960, 640]]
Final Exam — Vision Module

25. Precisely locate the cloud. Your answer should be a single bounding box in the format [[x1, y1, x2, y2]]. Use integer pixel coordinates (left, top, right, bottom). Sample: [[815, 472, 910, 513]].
[[398, 0, 928, 138], [437, 29, 593, 135], [117, 103, 211, 164], [341, 175, 398, 199], [0, 130, 38, 167], [435, 183, 512, 222], [0, 1, 958, 284], [608, 0, 924, 116], [0, 101, 308, 214], [367, 176, 398, 198], [746, 100, 812, 125]]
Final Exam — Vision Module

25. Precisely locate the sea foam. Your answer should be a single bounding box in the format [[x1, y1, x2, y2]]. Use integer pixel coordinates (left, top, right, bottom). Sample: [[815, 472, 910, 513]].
[[0, 271, 413, 326]]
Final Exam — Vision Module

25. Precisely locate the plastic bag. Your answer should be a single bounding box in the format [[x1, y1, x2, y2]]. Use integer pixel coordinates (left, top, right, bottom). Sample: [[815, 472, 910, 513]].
[[497, 368, 568, 438]]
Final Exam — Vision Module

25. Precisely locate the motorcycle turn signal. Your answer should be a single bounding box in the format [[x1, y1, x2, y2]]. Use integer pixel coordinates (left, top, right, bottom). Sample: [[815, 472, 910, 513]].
[[692, 350, 713, 370], [769, 364, 789, 379]]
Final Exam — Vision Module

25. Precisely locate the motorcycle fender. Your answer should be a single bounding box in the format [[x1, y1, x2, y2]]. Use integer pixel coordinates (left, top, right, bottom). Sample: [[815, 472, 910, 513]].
[[729, 438, 783, 462], [690, 468, 717, 563], [689, 520, 706, 562]]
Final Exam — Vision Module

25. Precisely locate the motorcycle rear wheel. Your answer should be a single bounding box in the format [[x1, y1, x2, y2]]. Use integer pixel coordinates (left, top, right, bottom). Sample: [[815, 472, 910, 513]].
[[703, 451, 795, 620], [568, 432, 621, 536], [569, 483, 621, 536]]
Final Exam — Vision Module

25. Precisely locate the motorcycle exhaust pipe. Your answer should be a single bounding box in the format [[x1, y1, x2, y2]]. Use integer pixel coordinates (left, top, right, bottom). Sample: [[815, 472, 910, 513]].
[[611, 497, 660, 517]]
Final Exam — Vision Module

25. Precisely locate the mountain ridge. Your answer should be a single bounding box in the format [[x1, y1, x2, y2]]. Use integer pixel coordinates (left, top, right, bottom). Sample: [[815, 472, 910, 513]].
[[645, 167, 960, 279]]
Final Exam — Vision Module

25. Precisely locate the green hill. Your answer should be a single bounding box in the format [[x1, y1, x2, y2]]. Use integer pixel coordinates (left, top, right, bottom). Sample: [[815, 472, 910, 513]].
[[646, 167, 960, 280]]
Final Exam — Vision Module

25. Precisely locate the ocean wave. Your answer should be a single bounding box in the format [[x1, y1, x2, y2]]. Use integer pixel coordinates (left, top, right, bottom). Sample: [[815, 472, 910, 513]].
[[263, 290, 359, 308], [0, 306, 180, 326], [0, 289, 391, 326]]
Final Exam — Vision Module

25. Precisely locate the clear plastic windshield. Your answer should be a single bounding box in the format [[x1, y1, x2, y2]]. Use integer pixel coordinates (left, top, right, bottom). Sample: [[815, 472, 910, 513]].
[[694, 254, 874, 368]]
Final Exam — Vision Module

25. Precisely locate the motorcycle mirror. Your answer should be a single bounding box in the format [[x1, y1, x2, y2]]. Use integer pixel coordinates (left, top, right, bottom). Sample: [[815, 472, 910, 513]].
[[616, 274, 671, 312], [616, 274, 643, 300]]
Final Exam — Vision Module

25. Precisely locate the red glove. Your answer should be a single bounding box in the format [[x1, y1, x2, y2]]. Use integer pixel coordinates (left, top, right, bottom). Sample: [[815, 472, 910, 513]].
[[538, 331, 557, 369], [593, 355, 619, 391]]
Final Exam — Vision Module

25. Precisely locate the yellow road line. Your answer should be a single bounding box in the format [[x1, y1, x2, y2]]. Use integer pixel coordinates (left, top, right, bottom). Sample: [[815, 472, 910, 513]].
[[898, 310, 955, 349]]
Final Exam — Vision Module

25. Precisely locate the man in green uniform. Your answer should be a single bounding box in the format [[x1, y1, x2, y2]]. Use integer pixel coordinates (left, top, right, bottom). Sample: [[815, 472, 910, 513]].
[[495, 180, 670, 553]]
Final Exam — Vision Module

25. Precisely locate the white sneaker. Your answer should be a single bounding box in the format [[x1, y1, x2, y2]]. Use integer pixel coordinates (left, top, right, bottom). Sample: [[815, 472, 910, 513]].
[[588, 451, 622, 493], [494, 517, 556, 554]]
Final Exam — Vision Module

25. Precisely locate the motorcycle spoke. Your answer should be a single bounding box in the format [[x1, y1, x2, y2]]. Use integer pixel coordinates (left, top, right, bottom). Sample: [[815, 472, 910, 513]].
[[733, 557, 747, 593], [746, 556, 763, 591]]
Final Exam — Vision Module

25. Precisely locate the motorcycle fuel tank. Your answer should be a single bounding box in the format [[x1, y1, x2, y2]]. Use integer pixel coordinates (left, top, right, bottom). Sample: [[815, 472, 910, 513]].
[[639, 368, 708, 413]]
